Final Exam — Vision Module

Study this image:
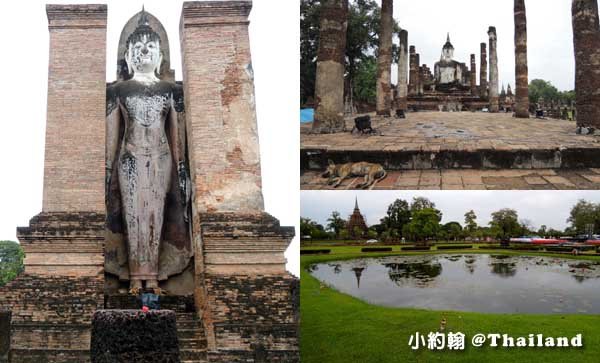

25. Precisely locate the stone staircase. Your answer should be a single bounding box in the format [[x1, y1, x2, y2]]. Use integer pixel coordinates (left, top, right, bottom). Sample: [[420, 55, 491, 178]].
[[105, 294, 207, 362]]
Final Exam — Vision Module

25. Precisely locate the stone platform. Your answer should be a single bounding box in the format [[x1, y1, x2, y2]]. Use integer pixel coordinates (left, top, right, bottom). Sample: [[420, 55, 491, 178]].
[[301, 112, 600, 171], [302, 168, 600, 190]]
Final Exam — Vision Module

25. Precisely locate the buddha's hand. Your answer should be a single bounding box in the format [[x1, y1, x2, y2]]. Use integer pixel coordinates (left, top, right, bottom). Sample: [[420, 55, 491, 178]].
[[177, 161, 188, 205]]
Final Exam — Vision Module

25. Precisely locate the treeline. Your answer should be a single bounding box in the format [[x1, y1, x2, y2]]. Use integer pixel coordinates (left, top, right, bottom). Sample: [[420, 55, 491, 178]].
[[301, 198, 598, 243]]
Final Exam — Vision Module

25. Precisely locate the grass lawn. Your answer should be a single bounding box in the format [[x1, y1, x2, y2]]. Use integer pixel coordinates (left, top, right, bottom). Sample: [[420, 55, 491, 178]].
[[301, 246, 600, 363]]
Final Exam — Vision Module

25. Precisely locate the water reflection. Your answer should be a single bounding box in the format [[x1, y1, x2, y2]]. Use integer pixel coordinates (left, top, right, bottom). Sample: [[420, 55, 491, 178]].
[[310, 254, 600, 314]]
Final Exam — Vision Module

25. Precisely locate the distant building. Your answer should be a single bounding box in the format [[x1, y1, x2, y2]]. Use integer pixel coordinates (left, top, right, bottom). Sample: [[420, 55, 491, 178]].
[[347, 197, 368, 238]]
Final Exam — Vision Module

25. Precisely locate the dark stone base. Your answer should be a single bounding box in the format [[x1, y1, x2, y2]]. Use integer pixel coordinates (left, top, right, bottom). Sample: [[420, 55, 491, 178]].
[[90, 310, 180, 363], [301, 147, 600, 171], [208, 349, 300, 363]]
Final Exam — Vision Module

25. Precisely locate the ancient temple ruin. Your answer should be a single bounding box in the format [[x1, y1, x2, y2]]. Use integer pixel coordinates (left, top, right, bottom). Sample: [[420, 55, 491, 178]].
[[407, 32, 498, 112], [0, 3, 298, 363], [347, 198, 368, 238]]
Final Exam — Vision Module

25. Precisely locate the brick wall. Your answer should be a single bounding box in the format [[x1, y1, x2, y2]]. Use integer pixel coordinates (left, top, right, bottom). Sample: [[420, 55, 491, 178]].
[[205, 275, 299, 362], [43, 4, 107, 212], [180, 1, 264, 213]]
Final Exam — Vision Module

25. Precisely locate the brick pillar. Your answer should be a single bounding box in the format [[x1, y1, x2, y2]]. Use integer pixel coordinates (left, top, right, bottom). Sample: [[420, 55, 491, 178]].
[[480, 42, 488, 98], [514, 0, 530, 118], [409, 46, 419, 95], [396, 30, 408, 111], [416, 55, 422, 94], [470, 54, 478, 96], [180, 1, 264, 213], [43, 5, 107, 213], [488, 26, 500, 112], [376, 0, 393, 116], [572, 0, 600, 131], [312, 0, 348, 133]]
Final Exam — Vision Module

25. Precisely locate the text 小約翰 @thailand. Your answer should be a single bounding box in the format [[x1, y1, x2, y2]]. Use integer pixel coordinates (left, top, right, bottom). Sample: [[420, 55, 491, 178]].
[[408, 332, 583, 350]]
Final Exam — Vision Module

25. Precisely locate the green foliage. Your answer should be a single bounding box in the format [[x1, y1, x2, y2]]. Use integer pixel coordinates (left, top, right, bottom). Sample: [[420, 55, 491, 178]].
[[352, 56, 378, 104], [301, 217, 331, 240], [529, 79, 575, 106], [0, 240, 24, 287], [568, 200, 600, 235], [300, 0, 321, 105], [367, 229, 378, 239], [489, 209, 521, 239], [403, 208, 442, 243], [443, 222, 463, 241], [464, 210, 477, 233], [300, 0, 400, 106], [380, 198, 411, 238], [327, 211, 347, 238]]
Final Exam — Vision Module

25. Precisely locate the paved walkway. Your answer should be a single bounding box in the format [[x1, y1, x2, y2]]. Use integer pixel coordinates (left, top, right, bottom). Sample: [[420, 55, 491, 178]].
[[301, 168, 600, 190], [301, 111, 600, 152]]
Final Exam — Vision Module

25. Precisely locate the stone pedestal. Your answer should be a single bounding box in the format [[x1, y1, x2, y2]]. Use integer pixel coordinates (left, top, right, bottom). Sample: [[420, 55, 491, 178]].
[[196, 213, 298, 362]]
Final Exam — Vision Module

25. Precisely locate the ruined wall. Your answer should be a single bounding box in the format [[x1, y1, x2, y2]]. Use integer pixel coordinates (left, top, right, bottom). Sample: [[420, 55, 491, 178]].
[[197, 213, 298, 362], [0, 274, 103, 363], [180, 1, 264, 213], [43, 5, 107, 212]]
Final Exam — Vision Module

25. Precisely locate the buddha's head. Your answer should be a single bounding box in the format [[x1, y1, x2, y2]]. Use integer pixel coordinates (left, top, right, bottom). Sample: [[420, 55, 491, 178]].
[[125, 12, 162, 77], [441, 33, 454, 62]]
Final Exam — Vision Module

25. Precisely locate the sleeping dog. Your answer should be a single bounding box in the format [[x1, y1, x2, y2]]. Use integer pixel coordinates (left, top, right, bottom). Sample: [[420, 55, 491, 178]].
[[322, 160, 387, 189]]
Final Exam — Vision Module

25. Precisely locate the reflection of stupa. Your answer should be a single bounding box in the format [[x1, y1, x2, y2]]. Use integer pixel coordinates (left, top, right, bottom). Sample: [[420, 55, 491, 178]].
[[352, 267, 365, 288], [347, 197, 368, 238]]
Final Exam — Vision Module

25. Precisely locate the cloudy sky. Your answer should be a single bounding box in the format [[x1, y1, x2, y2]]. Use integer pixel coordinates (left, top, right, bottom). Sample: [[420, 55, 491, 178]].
[[388, 0, 574, 91], [0, 0, 299, 274], [301, 191, 600, 231]]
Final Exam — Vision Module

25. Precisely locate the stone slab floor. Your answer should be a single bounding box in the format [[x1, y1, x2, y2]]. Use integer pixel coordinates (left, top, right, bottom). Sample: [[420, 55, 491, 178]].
[[301, 111, 600, 152], [301, 168, 600, 190]]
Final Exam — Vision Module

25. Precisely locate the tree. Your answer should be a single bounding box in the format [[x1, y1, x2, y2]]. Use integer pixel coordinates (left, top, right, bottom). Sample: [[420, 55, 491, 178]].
[[410, 197, 436, 212], [404, 208, 442, 244], [443, 222, 463, 241], [489, 209, 521, 239], [567, 199, 600, 234], [300, 0, 321, 105], [327, 211, 347, 238], [537, 224, 547, 236], [0, 240, 24, 287], [464, 210, 478, 234], [380, 198, 411, 237], [367, 229, 378, 239]]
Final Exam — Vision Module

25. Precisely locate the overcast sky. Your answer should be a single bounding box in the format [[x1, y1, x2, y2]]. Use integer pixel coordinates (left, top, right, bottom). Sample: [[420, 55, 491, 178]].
[[301, 191, 600, 231], [387, 0, 574, 91], [0, 0, 299, 275]]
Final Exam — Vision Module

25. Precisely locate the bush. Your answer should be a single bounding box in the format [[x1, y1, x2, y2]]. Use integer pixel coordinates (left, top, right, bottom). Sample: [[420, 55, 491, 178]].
[[361, 247, 392, 253], [300, 249, 331, 255], [401, 246, 431, 251], [437, 245, 473, 250]]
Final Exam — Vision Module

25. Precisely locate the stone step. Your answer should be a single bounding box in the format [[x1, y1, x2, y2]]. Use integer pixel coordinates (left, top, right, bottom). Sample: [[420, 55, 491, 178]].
[[180, 348, 207, 361], [179, 337, 208, 350]]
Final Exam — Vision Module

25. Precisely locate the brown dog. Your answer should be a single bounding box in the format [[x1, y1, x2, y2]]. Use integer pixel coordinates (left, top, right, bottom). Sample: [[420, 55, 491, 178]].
[[322, 160, 387, 189]]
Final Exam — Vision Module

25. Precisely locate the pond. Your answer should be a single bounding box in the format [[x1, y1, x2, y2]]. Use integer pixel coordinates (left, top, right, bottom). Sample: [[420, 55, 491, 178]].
[[308, 254, 600, 314]]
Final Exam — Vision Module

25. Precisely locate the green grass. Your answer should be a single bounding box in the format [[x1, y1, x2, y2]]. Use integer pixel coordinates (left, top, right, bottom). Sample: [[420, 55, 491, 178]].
[[301, 247, 600, 363]]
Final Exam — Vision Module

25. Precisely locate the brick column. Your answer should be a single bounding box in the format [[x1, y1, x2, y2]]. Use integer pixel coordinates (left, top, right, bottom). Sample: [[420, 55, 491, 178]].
[[488, 26, 500, 112], [180, 1, 264, 214], [376, 0, 393, 116], [396, 30, 408, 111], [480, 42, 488, 98], [409, 46, 419, 95], [572, 0, 600, 131], [312, 0, 348, 133], [43, 5, 107, 213], [470, 54, 478, 96], [514, 0, 530, 118]]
